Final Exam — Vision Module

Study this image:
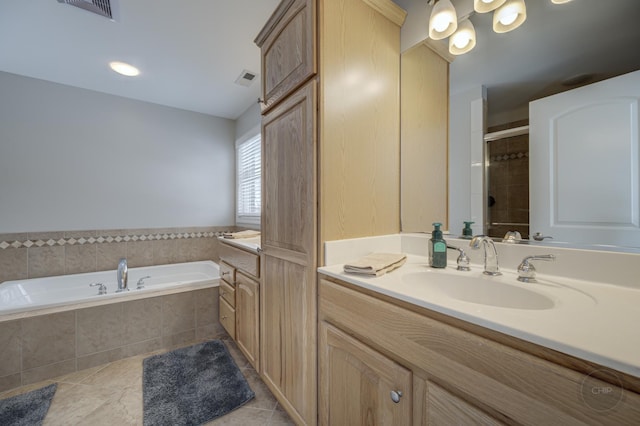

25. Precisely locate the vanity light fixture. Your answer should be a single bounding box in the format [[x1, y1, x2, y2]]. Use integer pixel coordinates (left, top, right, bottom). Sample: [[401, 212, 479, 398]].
[[473, 0, 506, 14], [428, 0, 458, 40], [551, 0, 572, 3], [449, 19, 476, 55], [109, 61, 140, 77], [493, 0, 527, 33]]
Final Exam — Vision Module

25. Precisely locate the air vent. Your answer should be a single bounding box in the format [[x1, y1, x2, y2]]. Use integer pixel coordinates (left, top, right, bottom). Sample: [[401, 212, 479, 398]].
[[234, 70, 258, 87], [57, 0, 116, 20]]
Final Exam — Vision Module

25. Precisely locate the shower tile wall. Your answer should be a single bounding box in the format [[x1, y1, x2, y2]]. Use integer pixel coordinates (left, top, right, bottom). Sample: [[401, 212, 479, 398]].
[[487, 120, 530, 239], [0, 226, 241, 283]]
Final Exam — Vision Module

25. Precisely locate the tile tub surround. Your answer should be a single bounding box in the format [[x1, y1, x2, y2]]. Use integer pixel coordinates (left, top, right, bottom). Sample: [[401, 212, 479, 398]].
[[0, 226, 242, 283], [0, 287, 223, 393]]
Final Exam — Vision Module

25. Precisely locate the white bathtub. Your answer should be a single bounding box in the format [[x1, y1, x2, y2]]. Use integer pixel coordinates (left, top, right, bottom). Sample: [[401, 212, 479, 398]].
[[0, 261, 219, 317]]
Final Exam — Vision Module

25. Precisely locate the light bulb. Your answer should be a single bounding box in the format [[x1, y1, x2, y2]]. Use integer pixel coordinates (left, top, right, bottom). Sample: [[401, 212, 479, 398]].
[[452, 33, 471, 49], [432, 13, 452, 32], [499, 9, 518, 25], [449, 19, 476, 55], [109, 61, 140, 77]]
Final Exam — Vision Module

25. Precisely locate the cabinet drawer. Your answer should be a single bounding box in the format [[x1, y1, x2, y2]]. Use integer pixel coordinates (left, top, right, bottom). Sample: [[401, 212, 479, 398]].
[[254, 0, 316, 111], [219, 296, 236, 338], [219, 261, 235, 285], [219, 243, 260, 279], [220, 280, 235, 308]]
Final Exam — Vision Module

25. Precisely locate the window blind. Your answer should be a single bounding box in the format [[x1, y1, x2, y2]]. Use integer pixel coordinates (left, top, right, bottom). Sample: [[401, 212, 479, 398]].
[[236, 134, 261, 225]]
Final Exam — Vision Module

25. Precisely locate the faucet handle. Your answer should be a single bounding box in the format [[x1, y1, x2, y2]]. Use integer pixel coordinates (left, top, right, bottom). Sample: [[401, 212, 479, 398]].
[[447, 245, 471, 271], [517, 255, 555, 283], [89, 282, 107, 295], [136, 276, 151, 290]]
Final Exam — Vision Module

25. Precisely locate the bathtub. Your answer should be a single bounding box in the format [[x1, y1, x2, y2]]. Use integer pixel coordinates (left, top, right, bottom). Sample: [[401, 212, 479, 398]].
[[0, 260, 219, 318]]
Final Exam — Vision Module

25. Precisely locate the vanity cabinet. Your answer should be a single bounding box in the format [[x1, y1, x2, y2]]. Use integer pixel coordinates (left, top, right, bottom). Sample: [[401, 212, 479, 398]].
[[256, 0, 406, 424], [319, 275, 640, 425], [218, 239, 261, 371]]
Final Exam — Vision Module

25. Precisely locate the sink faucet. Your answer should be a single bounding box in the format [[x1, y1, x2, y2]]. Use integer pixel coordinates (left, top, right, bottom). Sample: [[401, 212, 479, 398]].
[[469, 235, 502, 276], [517, 254, 555, 283], [117, 258, 128, 292]]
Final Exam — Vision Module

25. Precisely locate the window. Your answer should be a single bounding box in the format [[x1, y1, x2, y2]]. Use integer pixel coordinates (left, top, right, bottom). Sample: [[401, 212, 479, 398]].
[[236, 134, 261, 226]]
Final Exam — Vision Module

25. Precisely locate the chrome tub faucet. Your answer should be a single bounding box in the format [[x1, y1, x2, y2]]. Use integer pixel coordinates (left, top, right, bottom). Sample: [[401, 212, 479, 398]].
[[117, 258, 128, 292], [469, 235, 502, 276]]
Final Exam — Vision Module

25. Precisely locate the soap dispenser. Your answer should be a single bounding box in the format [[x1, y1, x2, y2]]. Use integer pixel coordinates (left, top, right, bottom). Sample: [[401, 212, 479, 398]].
[[429, 222, 447, 268], [461, 221, 474, 239]]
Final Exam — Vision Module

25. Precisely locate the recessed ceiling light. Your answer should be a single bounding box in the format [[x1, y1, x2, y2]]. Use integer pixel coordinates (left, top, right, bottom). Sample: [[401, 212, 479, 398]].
[[109, 61, 140, 77]]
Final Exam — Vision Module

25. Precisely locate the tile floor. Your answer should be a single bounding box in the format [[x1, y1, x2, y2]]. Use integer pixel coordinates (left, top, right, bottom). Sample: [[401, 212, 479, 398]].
[[0, 336, 293, 425]]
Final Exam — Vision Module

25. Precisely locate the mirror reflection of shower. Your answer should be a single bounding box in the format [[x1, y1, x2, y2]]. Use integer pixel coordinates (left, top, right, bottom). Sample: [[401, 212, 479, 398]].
[[485, 121, 530, 240]]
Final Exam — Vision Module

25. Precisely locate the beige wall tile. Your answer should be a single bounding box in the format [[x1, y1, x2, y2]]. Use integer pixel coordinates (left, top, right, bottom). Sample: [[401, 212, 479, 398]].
[[22, 359, 76, 385], [77, 347, 125, 371], [121, 338, 162, 359], [22, 311, 75, 370], [65, 244, 97, 275], [96, 242, 127, 272], [122, 298, 162, 345], [161, 292, 195, 335], [152, 240, 177, 265], [196, 323, 225, 341], [0, 320, 21, 377], [0, 373, 22, 393], [126, 241, 154, 268], [77, 304, 124, 356], [64, 230, 97, 238], [161, 330, 196, 349], [0, 248, 28, 282], [0, 233, 28, 242], [195, 288, 218, 327], [28, 246, 65, 278], [27, 232, 64, 241]]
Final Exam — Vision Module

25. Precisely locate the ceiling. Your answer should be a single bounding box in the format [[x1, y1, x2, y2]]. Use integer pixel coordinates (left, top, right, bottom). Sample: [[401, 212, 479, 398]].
[[1, 0, 639, 122], [0, 0, 280, 119]]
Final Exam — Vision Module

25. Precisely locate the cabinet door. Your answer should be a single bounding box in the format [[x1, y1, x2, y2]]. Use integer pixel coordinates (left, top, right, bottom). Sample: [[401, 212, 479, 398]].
[[319, 321, 412, 426], [261, 79, 317, 425], [235, 271, 259, 371], [219, 297, 235, 338], [255, 0, 316, 111]]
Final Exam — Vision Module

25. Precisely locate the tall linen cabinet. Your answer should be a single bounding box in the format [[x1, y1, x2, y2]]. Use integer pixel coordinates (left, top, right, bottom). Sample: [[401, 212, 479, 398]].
[[255, 0, 406, 424]]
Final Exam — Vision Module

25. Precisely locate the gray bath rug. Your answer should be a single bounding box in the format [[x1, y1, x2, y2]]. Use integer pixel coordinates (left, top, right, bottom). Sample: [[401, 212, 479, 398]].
[[0, 383, 57, 426], [143, 340, 254, 426]]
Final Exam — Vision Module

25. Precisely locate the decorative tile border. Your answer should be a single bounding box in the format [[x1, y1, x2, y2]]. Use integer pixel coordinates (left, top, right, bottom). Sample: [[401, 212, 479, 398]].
[[490, 151, 529, 162], [0, 231, 231, 250]]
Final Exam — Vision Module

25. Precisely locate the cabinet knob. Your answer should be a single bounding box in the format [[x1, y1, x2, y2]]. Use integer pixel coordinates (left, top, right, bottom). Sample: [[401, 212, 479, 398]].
[[390, 390, 403, 403], [221, 315, 228, 320], [221, 271, 230, 276]]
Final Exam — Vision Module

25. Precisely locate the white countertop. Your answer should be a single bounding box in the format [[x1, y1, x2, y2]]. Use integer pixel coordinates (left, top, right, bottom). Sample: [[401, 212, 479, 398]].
[[218, 236, 261, 253], [319, 254, 640, 378]]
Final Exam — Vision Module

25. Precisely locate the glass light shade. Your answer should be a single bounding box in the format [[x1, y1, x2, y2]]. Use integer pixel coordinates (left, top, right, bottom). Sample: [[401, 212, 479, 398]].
[[449, 19, 477, 55], [109, 61, 140, 76], [429, 0, 458, 40], [474, 0, 506, 13], [493, 0, 527, 33], [551, 0, 572, 4]]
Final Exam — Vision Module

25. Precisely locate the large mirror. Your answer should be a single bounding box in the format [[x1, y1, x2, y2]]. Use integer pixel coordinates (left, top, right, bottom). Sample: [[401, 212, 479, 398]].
[[398, 0, 640, 250]]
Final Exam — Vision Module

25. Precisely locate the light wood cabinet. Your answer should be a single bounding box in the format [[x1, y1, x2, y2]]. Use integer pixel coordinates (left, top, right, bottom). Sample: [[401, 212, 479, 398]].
[[256, 0, 406, 423], [235, 271, 260, 371], [319, 276, 640, 425], [218, 239, 261, 371], [319, 321, 412, 426]]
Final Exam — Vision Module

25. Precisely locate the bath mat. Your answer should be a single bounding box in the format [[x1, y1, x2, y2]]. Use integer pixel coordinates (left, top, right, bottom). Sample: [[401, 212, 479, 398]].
[[0, 383, 57, 426], [143, 340, 254, 426]]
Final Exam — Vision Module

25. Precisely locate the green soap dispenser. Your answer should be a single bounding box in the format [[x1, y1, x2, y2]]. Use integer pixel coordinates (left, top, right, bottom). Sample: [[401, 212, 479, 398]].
[[461, 221, 474, 239], [429, 222, 447, 268]]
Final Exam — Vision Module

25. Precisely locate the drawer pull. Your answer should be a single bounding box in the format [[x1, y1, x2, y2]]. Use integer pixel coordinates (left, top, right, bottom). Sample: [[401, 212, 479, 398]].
[[221, 271, 230, 277], [221, 315, 228, 320], [390, 390, 403, 403]]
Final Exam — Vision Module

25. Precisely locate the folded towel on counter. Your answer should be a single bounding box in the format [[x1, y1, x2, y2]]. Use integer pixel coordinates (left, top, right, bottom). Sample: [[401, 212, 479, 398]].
[[344, 253, 407, 277], [223, 230, 261, 239]]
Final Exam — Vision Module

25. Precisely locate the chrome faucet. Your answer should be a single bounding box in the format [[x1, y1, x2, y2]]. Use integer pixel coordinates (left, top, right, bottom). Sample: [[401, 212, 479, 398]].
[[469, 235, 502, 276], [517, 254, 555, 283], [446, 245, 471, 271], [117, 258, 128, 292]]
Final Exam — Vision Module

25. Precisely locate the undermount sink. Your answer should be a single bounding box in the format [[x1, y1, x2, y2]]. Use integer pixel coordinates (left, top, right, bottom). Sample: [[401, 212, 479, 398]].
[[402, 271, 573, 310]]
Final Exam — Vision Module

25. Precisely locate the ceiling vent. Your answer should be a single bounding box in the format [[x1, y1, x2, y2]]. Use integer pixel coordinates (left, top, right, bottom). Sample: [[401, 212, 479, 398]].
[[234, 70, 258, 87], [57, 0, 117, 20]]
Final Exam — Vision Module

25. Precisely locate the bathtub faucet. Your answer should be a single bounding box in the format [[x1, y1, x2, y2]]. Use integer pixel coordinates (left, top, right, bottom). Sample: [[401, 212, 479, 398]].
[[117, 258, 128, 292]]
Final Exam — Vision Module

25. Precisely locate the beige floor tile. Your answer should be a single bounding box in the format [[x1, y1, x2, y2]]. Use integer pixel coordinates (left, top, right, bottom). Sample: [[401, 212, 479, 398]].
[[206, 407, 274, 425], [0, 380, 56, 399], [269, 404, 295, 425], [243, 368, 278, 411], [78, 356, 143, 391], [53, 364, 108, 385], [43, 383, 121, 426]]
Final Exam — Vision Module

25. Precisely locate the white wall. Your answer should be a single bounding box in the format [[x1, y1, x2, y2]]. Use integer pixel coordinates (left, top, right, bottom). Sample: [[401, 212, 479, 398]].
[[0, 71, 235, 232]]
